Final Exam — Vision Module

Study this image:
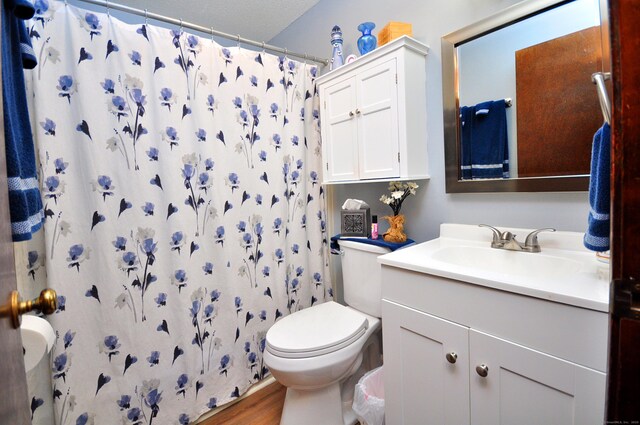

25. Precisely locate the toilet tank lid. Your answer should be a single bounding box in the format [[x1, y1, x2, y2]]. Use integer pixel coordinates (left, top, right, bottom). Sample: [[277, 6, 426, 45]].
[[338, 239, 391, 254], [266, 301, 368, 356]]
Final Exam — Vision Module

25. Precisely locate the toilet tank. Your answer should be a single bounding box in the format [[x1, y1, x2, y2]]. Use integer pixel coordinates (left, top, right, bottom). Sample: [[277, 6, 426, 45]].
[[339, 240, 391, 318]]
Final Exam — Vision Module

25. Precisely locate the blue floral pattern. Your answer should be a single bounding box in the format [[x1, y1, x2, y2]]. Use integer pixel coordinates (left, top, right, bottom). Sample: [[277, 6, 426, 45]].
[[25, 4, 330, 424]]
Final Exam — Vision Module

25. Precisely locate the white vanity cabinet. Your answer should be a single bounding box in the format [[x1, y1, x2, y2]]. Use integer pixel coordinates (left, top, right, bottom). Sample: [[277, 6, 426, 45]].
[[316, 36, 429, 183], [381, 267, 608, 425], [382, 301, 471, 424]]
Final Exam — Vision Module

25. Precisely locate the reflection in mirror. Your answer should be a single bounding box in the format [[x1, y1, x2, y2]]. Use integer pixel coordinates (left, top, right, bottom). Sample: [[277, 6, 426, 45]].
[[442, 0, 609, 193]]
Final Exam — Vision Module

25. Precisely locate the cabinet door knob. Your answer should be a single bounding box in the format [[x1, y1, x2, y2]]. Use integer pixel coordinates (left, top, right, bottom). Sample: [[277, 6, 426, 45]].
[[475, 364, 489, 377], [349, 111, 355, 117], [445, 352, 457, 364], [355, 109, 361, 115]]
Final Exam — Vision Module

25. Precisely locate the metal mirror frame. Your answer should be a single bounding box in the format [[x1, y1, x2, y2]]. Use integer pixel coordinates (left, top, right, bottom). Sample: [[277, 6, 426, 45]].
[[441, 0, 610, 193]]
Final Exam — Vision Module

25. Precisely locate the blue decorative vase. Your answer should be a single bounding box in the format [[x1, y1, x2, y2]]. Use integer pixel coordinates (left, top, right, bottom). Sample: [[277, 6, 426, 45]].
[[357, 22, 377, 55]]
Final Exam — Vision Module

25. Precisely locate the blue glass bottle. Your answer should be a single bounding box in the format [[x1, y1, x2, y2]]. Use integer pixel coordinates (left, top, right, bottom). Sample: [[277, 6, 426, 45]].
[[330, 25, 344, 71], [357, 22, 377, 55]]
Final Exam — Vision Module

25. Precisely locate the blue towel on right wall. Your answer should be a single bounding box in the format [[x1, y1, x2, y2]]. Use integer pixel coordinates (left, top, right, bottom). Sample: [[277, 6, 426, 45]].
[[584, 123, 610, 252]]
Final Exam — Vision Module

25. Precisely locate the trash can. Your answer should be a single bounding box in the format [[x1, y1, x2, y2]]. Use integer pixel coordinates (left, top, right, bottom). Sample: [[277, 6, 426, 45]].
[[352, 366, 385, 425]]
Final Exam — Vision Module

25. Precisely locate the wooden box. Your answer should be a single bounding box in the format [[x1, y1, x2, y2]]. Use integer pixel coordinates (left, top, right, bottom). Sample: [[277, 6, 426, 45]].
[[378, 22, 413, 46]]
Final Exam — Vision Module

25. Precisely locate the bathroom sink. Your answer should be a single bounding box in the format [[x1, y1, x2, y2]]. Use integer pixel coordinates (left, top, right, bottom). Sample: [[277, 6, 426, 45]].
[[430, 245, 583, 280], [378, 223, 610, 312]]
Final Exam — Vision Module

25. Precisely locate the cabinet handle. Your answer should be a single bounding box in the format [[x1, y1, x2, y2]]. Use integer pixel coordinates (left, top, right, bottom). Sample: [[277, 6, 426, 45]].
[[355, 109, 361, 115], [475, 364, 489, 378], [349, 111, 354, 117], [445, 352, 457, 364]]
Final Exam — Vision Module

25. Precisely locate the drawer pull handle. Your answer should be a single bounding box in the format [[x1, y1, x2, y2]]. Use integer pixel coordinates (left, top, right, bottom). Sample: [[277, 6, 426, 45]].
[[445, 352, 457, 364], [355, 108, 361, 115], [476, 364, 489, 377], [349, 111, 354, 117]]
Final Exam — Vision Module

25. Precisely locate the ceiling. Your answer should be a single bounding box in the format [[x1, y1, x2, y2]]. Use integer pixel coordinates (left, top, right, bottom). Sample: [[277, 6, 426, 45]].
[[111, 0, 321, 42]]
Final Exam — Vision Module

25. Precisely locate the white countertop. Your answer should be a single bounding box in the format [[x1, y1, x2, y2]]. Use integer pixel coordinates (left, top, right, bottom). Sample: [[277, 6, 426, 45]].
[[378, 224, 610, 312]]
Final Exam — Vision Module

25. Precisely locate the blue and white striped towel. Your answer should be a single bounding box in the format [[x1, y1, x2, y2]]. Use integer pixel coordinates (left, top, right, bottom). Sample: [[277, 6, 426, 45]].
[[584, 123, 610, 252], [2, 0, 43, 241]]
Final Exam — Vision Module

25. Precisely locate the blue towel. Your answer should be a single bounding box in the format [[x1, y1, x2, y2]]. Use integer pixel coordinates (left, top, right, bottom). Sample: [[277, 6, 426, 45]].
[[460, 100, 510, 180], [330, 234, 415, 252], [584, 123, 610, 252], [18, 13, 36, 69], [459, 106, 474, 180], [2, 0, 43, 242], [6, 0, 35, 20], [470, 100, 509, 179]]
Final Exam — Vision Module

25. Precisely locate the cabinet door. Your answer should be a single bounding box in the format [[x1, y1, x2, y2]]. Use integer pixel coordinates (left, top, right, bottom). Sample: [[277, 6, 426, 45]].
[[320, 77, 359, 182], [470, 329, 606, 425], [382, 300, 470, 425], [356, 59, 400, 180]]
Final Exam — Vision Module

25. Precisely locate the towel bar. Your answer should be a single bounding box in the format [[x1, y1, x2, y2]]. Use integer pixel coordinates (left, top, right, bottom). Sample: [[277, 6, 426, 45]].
[[592, 72, 611, 125]]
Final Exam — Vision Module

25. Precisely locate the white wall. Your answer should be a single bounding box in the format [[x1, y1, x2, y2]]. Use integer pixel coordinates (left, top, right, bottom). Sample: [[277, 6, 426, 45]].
[[270, 0, 591, 246]]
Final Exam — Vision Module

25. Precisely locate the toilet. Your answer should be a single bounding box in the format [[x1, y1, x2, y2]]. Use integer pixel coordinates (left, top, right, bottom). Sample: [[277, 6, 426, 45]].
[[264, 240, 389, 425]]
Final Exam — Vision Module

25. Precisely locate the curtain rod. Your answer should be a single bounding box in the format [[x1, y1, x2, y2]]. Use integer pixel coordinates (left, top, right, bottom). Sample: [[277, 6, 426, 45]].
[[68, 0, 330, 66]]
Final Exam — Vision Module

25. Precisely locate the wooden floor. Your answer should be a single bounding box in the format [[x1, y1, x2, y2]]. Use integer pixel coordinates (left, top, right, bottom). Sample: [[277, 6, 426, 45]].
[[200, 382, 286, 425]]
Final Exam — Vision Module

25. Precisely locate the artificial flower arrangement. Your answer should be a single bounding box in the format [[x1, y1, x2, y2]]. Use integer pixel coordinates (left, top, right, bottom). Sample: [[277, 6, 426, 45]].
[[379, 181, 419, 216], [379, 181, 419, 243]]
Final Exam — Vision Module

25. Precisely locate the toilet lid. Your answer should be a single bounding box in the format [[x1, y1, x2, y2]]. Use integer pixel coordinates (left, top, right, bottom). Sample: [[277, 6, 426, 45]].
[[266, 301, 369, 359]]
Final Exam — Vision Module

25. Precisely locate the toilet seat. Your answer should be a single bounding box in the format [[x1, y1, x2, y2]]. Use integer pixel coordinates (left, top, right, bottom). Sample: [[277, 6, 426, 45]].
[[266, 302, 369, 359]]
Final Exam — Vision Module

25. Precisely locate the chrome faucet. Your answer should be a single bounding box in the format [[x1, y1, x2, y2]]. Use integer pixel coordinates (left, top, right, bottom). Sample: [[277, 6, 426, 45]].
[[479, 225, 556, 253]]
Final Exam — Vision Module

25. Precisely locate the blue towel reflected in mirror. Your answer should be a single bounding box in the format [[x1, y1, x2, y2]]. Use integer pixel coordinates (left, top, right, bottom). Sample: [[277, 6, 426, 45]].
[[459, 99, 510, 180]]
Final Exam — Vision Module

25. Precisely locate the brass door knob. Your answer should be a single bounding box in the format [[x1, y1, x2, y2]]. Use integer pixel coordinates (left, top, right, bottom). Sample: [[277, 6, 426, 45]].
[[0, 289, 57, 329]]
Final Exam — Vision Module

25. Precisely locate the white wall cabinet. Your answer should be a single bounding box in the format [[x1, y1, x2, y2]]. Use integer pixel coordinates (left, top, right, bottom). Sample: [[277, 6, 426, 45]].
[[316, 36, 429, 183], [381, 268, 607, 425]]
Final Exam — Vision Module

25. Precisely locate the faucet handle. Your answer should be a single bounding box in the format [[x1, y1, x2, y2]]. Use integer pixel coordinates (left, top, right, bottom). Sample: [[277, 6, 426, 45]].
[[501, 231, 515, 241], [479, 224, 503, 247], [524, 228, 556, 251]]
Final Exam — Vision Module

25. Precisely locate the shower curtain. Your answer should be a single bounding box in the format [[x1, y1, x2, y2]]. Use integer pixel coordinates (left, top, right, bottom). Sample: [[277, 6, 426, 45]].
[[24, 2, 331, 423]]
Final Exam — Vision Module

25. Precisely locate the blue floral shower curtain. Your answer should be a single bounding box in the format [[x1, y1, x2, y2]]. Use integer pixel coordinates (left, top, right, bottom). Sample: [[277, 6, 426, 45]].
[[25, 2, 331, 423]]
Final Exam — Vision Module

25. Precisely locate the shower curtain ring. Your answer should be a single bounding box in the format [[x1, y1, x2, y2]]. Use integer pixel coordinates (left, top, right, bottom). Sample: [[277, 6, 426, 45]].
[[179, 18, 183, 32], [144, 8, 148, 25], [106, 0, 111, 17], [261, 41, 266, 53], [284, 48, 288, 58], [211, 27, 214, 42], [236, 34, 241, 48]]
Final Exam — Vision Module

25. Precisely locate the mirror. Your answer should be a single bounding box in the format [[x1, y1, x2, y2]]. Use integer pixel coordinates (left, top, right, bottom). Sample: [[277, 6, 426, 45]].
[[442, 0, 610, 193]]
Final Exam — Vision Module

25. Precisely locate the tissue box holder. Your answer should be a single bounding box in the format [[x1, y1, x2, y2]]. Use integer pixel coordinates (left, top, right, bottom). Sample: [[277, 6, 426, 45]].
[[341, 208, 371, 237]]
